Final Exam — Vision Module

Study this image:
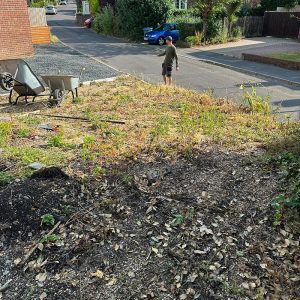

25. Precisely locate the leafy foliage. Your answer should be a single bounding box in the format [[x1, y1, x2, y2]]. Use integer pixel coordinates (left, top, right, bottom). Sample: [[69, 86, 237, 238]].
[[40, 234, 59, 244], [270, 152, 300, 225], [116, 0, 173, 39], [41, 214, 55, 226], [240, 84, 271, 114], [0, 171, 12, 186], [192, 0, 231, 38], [30, 0, 57, 7], [93, 5, 115, 35]]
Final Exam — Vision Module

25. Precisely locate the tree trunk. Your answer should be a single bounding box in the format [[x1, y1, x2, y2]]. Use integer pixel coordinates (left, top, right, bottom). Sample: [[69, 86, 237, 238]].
[[76, 0, 83, 11]]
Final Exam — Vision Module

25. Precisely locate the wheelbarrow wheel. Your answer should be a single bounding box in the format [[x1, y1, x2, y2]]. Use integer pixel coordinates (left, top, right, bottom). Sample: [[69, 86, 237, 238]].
[[53, 89, 64, 101], [0, 72, 14, 91], [49, 89, 64, 106]]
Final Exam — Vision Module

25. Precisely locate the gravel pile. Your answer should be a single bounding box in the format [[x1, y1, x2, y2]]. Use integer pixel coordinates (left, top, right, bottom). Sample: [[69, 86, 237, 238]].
[[25, 42, 119, 82]]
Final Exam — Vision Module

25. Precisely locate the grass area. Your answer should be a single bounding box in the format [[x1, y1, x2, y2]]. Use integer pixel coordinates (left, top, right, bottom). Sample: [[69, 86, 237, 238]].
[[50, 34, 60, 43], [267, 52, 300, 62], [0, 76, 299, 177]]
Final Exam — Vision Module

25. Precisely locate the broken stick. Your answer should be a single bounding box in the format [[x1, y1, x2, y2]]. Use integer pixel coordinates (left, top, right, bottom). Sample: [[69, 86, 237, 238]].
[[21, 221, 61, 266], [30, 113, 125, 124], [0, 279, 12, 292]]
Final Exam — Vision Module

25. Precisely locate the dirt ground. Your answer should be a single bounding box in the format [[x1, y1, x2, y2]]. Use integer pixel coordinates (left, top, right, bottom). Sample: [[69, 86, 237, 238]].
[[1, 148, 299, 300]]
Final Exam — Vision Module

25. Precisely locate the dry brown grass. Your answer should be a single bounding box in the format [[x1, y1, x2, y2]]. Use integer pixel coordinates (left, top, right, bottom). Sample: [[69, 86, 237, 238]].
[[0, 76, 299, 177]]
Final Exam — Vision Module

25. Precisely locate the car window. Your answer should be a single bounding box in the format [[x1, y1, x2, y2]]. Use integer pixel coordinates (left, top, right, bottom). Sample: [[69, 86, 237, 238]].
[[163, 25, 171, 31]]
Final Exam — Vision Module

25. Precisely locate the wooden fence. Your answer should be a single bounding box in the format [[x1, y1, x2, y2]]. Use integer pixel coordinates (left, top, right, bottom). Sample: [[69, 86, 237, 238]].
[[28, 8, 47, 27], [263, 12, 300, 38], [235, 16, 264, 37], [223, 16, 264, 37], [28, 8, 50, 45]]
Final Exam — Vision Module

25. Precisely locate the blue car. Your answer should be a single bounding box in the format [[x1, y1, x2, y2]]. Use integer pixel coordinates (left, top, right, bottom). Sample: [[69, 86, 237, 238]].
[[144, 23, 179, 45]]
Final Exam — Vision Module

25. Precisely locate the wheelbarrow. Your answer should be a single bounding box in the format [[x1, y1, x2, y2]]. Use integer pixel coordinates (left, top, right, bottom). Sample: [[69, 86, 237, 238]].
[[0, 59, 80, 105]]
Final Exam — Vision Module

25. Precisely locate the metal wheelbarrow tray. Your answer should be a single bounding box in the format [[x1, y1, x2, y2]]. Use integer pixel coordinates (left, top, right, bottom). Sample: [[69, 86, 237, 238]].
[[0, 59, 80, 105], [0, 59, 45, 104], [41, 75, 79, 104]]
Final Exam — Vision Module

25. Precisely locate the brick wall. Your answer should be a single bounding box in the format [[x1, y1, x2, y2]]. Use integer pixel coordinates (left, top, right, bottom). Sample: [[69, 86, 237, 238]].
[[0, 0, 34, 60]]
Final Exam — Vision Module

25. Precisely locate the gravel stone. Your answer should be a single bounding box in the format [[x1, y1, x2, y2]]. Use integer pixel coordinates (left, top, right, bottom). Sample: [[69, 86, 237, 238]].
[[25, 42, 119, 83]]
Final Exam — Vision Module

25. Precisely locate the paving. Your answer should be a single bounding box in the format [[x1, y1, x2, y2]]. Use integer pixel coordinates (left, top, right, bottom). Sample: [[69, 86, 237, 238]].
[[47, 2, 300, 118], [185, 37, 300, 59], [180, 50, 300, 86]]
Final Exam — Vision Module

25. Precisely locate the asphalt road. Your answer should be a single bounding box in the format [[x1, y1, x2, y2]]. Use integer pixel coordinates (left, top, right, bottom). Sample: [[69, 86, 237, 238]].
[[48, 2, 300, 118]]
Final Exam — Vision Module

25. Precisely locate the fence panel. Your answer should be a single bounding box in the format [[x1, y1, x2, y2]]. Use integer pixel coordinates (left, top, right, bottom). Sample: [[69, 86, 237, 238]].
[[263, 12, 300, 38], [28, 8, 47, 27], [235, 16, 264, 37]]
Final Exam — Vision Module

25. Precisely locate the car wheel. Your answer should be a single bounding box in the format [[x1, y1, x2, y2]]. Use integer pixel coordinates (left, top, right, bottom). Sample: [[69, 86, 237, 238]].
[[158, 37, 165, 46]]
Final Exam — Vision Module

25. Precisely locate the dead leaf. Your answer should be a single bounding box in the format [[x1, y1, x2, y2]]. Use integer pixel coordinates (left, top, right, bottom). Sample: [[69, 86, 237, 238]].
[[128, 271, 135, 278], [107, 277, 117, 286], [36, 272, 47, 282], [14, 258, 22, 266], [90, 270, 104, 279], [39, 292, 47, 300], [152, 247, 159, 254]]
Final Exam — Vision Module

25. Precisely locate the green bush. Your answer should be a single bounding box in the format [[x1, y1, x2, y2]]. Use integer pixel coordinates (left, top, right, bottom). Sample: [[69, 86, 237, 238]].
[[169, 8, 200, 24], [116, 0, 173, 40], [30, 0, 57, 7], [93, 6, 115, 36], [205, 16, 226, 43], [185, 32, 202, 46], [89, 0, 100, 13], [232, 26, 242, 39], [177, 22, 202, 41]]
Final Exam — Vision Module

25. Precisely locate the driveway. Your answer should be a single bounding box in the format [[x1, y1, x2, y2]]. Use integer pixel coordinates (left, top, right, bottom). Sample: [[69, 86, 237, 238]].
[[48, 2, 300, 118]]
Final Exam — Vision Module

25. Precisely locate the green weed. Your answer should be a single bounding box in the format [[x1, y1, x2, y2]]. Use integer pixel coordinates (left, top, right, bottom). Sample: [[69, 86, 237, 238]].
[[0, 171, 13, 186], [40, 234, 59, 244], [241, 84, 271, 114], [81, 135, 96, 161], [73, 96, 83, 104], [41, 214, 55, 226], [269, 152, 300, 226], [171, 214, 184, 227], [0, 122, 12, 146], [16, 127, 31, 138]]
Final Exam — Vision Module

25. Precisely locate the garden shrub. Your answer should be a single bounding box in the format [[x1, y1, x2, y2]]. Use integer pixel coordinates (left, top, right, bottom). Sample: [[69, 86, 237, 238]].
[[116, 0, 173, 40], [93, 6, 115, 36], [177, 22, 202, 41], [232, 26, 242, 39], [169, 8, 200, 24], [185, 31, 202, 46], [89, 0, 100, 14], [30, 0, 57, 7]]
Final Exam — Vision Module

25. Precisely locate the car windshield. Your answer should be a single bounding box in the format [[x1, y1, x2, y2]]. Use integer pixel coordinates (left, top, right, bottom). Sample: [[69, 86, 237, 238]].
[[155, 25, 170, 31]]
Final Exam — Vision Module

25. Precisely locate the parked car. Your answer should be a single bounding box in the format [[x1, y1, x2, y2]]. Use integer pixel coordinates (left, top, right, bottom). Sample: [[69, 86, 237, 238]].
[[59, 0, 67, 5], [45, 5, 57, 15], [144, 23, 179, 45], [84, 17, 94, 28]]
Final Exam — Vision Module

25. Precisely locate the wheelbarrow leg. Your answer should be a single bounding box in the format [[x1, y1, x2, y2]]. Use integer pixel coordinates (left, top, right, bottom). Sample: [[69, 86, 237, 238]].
[[9, 90, 13, 104], [75, 88, 78, 98], [14, 95, 21, 105], [71, 90, 75, 101]]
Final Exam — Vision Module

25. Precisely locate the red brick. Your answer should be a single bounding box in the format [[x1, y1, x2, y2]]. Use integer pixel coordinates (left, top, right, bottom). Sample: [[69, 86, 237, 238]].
[[0, 0, 34, 60]]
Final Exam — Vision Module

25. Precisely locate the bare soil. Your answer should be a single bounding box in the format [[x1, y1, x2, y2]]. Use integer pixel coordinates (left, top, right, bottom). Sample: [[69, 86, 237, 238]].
[[0, 149, 299, 300]]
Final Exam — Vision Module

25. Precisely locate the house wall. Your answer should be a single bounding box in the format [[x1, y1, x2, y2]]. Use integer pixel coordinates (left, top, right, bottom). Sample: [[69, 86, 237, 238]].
[[0, 0, 34, 60]]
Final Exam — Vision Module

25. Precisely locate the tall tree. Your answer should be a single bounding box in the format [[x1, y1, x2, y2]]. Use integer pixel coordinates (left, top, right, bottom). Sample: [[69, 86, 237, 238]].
[[192, 0, 231, 39]]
